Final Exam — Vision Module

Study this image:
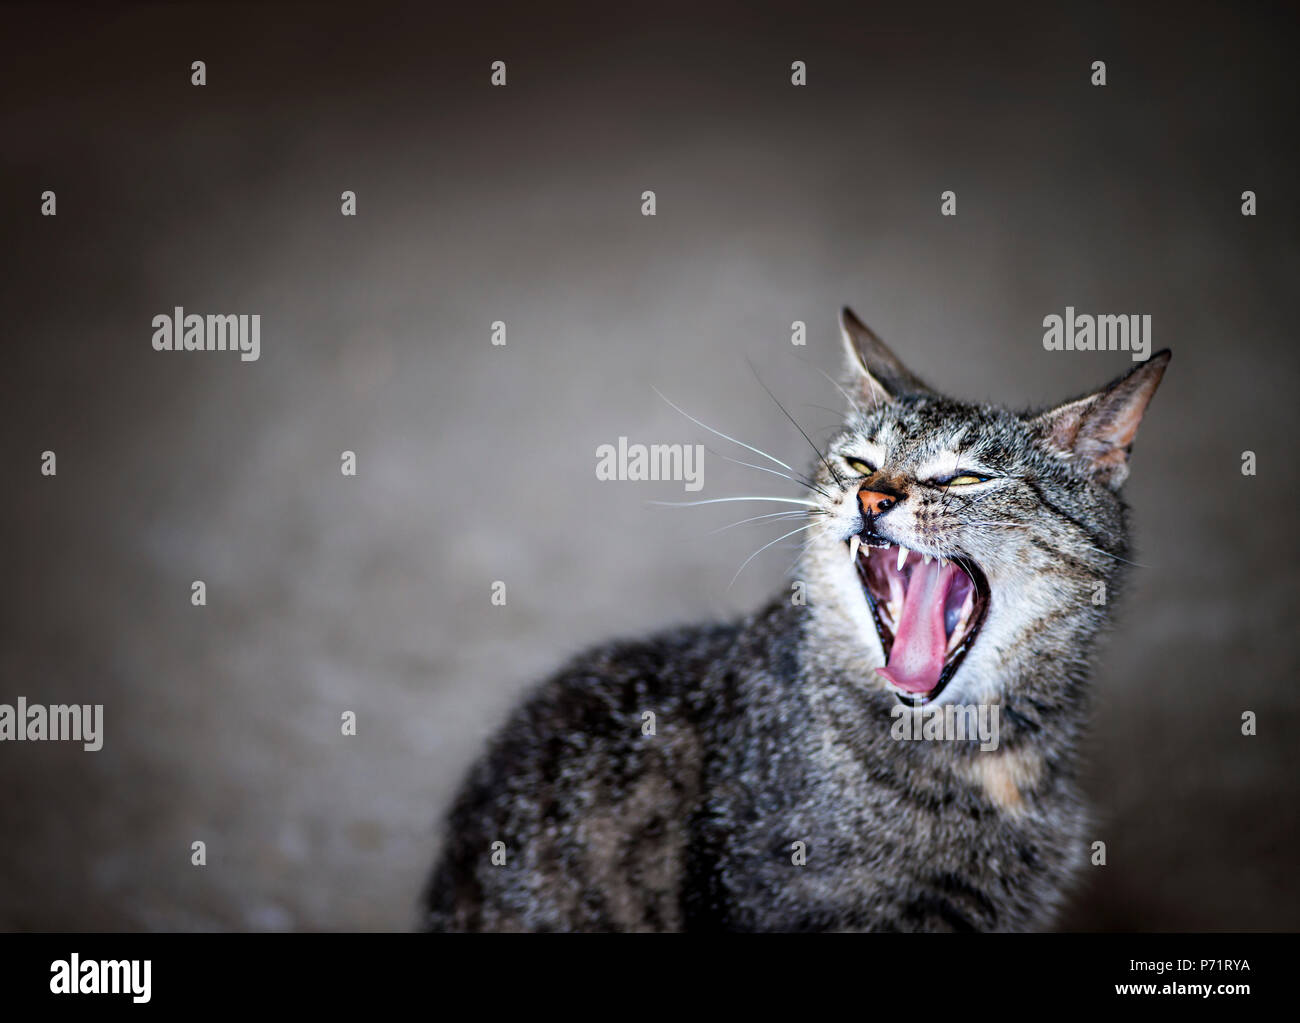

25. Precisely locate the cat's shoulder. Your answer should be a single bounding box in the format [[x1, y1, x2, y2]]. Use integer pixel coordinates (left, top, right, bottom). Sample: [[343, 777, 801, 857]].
[[492, 599, 798, 746]]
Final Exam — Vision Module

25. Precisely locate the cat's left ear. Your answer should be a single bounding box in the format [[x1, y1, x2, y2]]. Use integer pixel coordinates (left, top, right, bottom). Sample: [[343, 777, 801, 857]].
[[1027, 350, 1171, 489], [839, 307, 934, 407]]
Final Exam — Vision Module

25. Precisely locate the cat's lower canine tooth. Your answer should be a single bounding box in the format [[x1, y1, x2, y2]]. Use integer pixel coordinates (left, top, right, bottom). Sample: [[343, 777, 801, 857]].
[[947, 590, 976, 653]]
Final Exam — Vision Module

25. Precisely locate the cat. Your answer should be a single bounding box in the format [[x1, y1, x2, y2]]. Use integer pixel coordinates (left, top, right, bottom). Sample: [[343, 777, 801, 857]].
[[423, 308, 1170, 931]]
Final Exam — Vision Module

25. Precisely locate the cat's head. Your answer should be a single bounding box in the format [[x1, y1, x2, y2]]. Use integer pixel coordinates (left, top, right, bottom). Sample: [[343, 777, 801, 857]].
[[803, 307, 1169, 708]]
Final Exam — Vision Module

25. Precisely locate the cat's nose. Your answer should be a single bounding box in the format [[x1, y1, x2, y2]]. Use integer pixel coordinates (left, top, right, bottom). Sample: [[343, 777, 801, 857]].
[[858, 487, 898, 517]]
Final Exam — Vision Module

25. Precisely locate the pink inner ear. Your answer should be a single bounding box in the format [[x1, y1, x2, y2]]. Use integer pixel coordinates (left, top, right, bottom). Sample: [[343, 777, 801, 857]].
[[1046, 405, 1086, 450], [1041, 353, 1169, 479], [1078, 365, 1166, 457], [1040, 395, 1097, 453], [1090, 398, 1147, 451], [1075, 433, 1129, 471]]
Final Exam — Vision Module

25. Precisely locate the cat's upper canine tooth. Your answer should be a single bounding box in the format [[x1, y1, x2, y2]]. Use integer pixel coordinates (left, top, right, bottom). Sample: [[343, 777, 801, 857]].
[[849, 535, 861, 563], [897, 545, 908, 572]]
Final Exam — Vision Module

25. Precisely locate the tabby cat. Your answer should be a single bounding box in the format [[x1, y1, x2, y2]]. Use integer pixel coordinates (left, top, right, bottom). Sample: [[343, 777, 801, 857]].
[[424, 308, 1169, 931]]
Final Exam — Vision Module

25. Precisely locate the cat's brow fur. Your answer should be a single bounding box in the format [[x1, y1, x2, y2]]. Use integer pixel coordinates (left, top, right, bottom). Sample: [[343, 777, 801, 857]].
[[424, 310, 1169, 932]]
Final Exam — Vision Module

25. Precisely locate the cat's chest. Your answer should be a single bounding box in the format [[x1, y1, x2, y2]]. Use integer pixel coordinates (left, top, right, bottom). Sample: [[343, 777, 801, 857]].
[[711, 759, 1084, 931]]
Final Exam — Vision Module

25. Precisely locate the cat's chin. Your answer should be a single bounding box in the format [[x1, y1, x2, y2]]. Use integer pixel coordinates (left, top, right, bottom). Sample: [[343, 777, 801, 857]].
[[849, 532, 990, 706]]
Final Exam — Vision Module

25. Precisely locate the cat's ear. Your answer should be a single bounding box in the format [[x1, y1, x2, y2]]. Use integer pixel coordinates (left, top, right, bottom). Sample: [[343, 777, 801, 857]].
[[1028, 350, 1171, 489], [839, 307, 933, 408]]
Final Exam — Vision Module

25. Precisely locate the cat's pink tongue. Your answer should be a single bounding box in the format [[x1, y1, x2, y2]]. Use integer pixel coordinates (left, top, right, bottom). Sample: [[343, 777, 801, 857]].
[[876, 559, 953, 695]]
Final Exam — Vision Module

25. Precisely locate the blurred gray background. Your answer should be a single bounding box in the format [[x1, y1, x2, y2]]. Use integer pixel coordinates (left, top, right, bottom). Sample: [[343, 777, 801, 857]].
[[2, 1, 1297, 930]]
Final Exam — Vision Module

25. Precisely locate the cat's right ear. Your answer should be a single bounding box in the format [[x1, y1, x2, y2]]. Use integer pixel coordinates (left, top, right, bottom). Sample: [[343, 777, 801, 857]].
[[839, 307, 932, 409], [1027, 350, 1171, 489]]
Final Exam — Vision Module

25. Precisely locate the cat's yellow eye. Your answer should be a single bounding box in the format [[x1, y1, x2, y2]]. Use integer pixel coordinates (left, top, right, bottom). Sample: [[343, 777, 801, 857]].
[[845, 457, 875, 476], [940, 473, 991, 487]]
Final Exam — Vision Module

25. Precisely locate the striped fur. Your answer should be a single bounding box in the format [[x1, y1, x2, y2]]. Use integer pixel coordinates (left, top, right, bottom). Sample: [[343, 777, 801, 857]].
[[423, 312, 1168, 931]]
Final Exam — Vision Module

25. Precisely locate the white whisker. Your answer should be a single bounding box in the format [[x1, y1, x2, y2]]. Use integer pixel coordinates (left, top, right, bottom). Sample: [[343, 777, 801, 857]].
[[952, 556, 979, 592], [797, 355, 868, 420], [707, 510, 820, 535], [1082, 543, 1145, 567], [728, 522, 821, 589], [652, 386, 796, 472], [781, 519, 834, 576], [650, 496, 822, 509], [703, 445, 832, 499]]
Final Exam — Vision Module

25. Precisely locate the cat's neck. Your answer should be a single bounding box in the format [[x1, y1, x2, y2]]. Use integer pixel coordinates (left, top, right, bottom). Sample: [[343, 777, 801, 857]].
[[789, 595, 1096, 770]]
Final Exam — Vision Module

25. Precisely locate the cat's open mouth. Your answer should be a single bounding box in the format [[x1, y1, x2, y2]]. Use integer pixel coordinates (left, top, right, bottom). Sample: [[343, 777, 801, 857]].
[[850, 534, 990, 703]]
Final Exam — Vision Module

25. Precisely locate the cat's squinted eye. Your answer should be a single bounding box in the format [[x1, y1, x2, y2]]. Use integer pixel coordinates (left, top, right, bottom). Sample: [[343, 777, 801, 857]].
[[844, 456, 876, 476], [932, 472, 992, 487]]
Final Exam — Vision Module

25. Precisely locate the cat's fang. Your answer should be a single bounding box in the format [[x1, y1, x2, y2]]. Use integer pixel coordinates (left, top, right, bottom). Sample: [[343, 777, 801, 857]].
[[897, 546, 908, 572], [888, 572, 905, 611], [849, 535, 861, 563], [946, 588, 976, 654]]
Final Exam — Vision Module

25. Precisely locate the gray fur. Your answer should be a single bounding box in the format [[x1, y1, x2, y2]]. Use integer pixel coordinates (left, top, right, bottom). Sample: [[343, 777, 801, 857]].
[[423, 309, 1170, 931]]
